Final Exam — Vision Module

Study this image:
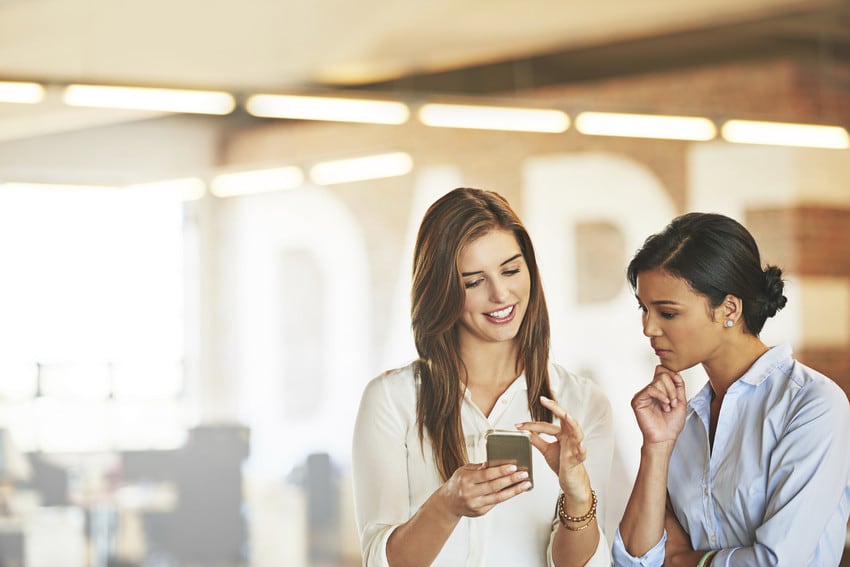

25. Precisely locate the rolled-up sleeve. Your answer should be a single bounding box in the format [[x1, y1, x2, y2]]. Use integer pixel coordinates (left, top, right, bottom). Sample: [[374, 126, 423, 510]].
[[352, 373, 412, 567], [611, 527, 665, 567]]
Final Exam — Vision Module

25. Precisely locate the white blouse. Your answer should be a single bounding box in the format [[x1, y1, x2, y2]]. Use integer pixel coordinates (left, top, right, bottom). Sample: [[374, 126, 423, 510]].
[[352, 360, 615, 566]]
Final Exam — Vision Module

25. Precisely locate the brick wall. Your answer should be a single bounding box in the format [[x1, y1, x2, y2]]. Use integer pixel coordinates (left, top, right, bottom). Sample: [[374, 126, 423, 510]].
[[749, 207, 850, 398], [220, 54, 850, 395]]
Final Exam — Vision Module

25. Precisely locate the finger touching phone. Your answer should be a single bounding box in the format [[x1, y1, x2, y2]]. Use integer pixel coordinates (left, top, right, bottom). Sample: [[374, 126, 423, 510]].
[[485, 429, 533, 489]]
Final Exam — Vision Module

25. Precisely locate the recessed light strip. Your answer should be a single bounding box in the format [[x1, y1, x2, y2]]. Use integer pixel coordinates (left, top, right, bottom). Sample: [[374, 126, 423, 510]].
[[124, 178, 207, 201], [63, 84, 236, 115], [418, 103, 569, 133], [721, 119, 850, 149], [0, 182, 117, 191], [0, 81, 46, 104], [210, 166, 304, 197], [8, 81, 848, 151], [309, 152, 413, 185], [575, 111, 717, 141], [245, 94, 410, 125]]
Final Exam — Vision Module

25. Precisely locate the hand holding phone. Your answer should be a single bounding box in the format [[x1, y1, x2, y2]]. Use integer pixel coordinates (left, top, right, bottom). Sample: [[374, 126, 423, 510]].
[[485, 429, 533, 490]]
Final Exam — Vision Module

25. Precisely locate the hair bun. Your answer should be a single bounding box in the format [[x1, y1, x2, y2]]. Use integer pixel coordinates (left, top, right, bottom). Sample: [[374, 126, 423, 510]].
[[763, 265, 787, 318]]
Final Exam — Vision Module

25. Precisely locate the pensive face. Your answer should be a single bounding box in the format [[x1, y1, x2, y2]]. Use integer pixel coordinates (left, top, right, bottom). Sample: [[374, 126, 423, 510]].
[[634, 267, 726, 372], [456, 228, 531, 349]]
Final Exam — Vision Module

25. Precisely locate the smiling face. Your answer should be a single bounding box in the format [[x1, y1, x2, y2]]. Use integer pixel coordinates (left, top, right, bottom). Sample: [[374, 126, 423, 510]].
[[635, 267, 727, 372], [456, 228, 531, 349]]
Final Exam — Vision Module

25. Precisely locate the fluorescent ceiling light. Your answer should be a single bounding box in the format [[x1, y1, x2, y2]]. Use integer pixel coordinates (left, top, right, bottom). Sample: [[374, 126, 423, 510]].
[[309, 152, 413, 185], [721, 120, 850, 149], [210, 166, 304, 197], [124, 177, 206, 201], [418, 103, 569, 133], [575, 112, 716, 141], [63, 84, 236, 115], [0, 182, 116, 191], [245, 94, 409, 124], [0, 81, 45, 104]]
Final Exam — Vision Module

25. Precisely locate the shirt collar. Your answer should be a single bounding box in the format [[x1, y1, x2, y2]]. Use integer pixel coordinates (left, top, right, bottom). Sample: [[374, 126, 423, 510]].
[[738, 341, 793, 386], [461, 372, 527, 400], [508, 373, 528, 392], [688, 342, 793, 413]]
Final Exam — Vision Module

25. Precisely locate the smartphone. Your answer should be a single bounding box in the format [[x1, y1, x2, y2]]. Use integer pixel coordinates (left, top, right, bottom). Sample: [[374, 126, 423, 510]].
[[485, 429, 533, 489]]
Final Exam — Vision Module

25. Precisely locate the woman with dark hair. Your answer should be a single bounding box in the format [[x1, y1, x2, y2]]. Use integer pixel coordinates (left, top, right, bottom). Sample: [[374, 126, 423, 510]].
[[613, 212, 850, 566], [352, 187, 614, 566]]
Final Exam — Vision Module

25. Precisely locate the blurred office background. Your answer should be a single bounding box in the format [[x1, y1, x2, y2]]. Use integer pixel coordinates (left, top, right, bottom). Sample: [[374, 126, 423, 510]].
[[1, 1, 849, 566]]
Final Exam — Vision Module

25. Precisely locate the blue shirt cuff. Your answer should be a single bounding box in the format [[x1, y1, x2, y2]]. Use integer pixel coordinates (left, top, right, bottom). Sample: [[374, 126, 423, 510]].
[[612, 526, 666, 567]]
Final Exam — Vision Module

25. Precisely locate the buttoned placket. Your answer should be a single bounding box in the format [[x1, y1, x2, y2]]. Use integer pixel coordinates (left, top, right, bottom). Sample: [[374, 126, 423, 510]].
[[686, 393, 717, 551], [461, 378, 526, 566]]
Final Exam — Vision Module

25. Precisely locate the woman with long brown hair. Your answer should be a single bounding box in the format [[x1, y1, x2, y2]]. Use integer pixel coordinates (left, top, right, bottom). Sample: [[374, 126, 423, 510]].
[[352, 187, 614, 566]]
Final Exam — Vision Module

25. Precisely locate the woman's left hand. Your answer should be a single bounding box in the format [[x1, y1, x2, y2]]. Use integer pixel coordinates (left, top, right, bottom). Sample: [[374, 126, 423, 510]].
[[517, 396, 589, 495]]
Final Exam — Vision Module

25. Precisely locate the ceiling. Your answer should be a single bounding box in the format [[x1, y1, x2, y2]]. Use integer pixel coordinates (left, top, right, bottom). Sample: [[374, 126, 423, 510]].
[[1, 0, 849, 141]]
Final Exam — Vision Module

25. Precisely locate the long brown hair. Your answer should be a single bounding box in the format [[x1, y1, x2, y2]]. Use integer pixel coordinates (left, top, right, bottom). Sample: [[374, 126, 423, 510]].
[[411, 187, 553, 481]]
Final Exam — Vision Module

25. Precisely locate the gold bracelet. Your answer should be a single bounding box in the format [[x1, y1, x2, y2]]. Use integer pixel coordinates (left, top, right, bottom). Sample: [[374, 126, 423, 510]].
[[561, 516, 596, 532], [556, 489, 597, 526]]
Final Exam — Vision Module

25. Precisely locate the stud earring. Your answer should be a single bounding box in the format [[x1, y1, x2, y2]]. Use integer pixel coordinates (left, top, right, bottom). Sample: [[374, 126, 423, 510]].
[[725, 319, 734, 328]]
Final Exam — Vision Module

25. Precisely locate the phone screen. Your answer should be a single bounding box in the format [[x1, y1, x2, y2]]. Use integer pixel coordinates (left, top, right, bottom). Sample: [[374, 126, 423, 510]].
[[485, 429, 533, 489]]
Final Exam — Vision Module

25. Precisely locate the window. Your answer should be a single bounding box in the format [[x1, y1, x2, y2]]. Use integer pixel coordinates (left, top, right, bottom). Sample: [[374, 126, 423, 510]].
[[0, 185, 188, 452]]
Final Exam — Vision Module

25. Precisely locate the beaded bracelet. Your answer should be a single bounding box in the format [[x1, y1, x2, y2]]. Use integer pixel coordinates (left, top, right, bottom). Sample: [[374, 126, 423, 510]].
[[562, 517, 595, 531], [556, 489, 597, 531]]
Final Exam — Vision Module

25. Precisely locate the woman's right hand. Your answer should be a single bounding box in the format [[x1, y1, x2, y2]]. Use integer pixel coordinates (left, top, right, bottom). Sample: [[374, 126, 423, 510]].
[[438, 462, 531, 518], [631, 365, 687, 445]]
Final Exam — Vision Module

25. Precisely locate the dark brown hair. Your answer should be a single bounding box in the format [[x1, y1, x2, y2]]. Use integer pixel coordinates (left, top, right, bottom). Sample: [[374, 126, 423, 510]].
[[627, 212, 786, 336], [411, 187, 553, 481]]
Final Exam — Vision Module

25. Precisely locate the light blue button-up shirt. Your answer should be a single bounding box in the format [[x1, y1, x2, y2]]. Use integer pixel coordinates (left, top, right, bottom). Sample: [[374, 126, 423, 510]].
[[613, 343, 850, 566]]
